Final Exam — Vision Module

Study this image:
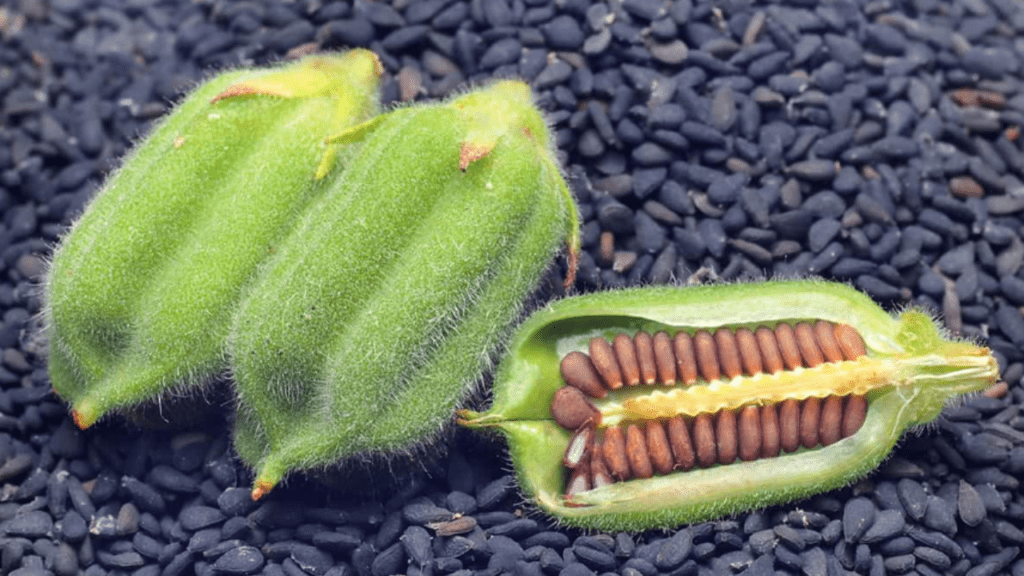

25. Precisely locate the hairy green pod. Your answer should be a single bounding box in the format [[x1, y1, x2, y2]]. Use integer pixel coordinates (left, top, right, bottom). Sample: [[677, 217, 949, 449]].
[[458, 280, 999, 530], [44, 51, 383, 429], [228, 81, 580, 499]]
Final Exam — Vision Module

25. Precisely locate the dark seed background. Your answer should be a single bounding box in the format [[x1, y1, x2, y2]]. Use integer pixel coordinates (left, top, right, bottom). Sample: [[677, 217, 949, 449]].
[[4, 0, 1024, 575]]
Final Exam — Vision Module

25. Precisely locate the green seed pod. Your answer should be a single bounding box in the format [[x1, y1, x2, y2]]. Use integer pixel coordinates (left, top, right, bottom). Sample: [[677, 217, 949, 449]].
[[228, 80, 581, 499], [44, 50, 383, 429], [458, 280, 999, 530]]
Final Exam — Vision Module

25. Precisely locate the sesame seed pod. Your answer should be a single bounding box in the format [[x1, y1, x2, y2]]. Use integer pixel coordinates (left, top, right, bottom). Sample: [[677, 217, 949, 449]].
[[231, 81, 580, 499], [44, 51, 383, 430], [457, 280, 999, 531]]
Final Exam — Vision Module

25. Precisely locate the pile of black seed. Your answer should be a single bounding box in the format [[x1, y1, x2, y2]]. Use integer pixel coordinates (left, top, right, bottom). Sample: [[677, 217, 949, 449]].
[[3, 0, 1024, 575]]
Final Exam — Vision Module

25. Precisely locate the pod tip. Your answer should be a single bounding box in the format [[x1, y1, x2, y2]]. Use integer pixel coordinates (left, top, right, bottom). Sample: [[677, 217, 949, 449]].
[[251, 479, 274, 501], [71, 407, 95, 430]]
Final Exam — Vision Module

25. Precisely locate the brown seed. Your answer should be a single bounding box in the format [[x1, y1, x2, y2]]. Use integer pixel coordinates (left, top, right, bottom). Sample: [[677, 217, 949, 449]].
[[645, 420, 674, 475], [1006, 126, 1020, 142], [775, 323, 803, 370], [590, 444, 613, 488], [613, 333, 641, 386], [794, 322, 824, 367], [818, 395, 843, 447], [834, 324, 867, 360], [978, 90, 1007, 110], [634, 331, 658, 385], [950, 176, 984, 199], [814, 320, 843, 363], [590, 337, 623, 389], [625, 424, 654, 479], [761, 403, 781, 458], [598, 231, 615, 265], [984, 381, 1009, 399], [694, 330, 721, 382], [653, 331, 677, 385], [716, 410, 738, 465], [714, 328, 743, 379], [800, 397, 822, 449], [950, 88, 1004, 109], [735, 328, 763, 376], [563, 424, 594, 468], [666, 416, 696, 470], [779, 398, 801, 453], [673, 332, 699, 385], [602, 426, 631, 481], [842, 395, 867, 438], [755, 326, 784, 374], [693, 414, 717, 468], [738, 406, 761, 461], [551, 386, 599, 430], [429, 516, 478, 536], [951, 88, 977, 107], [560, 351, 606, 398]]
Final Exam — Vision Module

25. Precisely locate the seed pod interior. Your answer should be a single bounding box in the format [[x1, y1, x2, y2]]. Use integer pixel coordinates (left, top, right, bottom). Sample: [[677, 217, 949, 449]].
[[459, 281, 999, 530]]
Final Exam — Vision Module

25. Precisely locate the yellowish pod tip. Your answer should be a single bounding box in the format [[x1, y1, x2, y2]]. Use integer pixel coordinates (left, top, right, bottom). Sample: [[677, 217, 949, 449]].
[[71, 409, 94, 430], [251, 480, 274, 501]]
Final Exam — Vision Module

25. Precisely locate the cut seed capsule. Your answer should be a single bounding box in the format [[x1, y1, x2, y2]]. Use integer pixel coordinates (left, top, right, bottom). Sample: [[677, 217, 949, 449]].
[[458, 280, 1000, 530]]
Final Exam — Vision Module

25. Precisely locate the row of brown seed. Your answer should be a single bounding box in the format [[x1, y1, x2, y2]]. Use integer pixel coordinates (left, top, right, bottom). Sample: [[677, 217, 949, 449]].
[[565, 394, 868, 496], [558, 320, 867, 401]]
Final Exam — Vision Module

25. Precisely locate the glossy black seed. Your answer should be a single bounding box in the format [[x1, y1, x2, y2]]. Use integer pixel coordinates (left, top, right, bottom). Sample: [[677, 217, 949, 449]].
[[922, 495, 958, 536], [995, 303, 1024, 347], [121, 476, 166, 514], [56, 509, 87, 543], [896, 479, 928, 521], [6, 510, 53, 538], [860, 509, 905, 544], [959, 481, 987, 527], [180, 506, 227, 531], [541, 15, 584, 50], [477, 476, 514, 509], [654, 530, 692, 569], [213, 547, 265, 575]]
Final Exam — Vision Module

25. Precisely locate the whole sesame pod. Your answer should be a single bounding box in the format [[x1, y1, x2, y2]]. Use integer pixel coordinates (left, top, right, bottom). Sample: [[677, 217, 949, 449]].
[[228, 80, 581, 499], [43, 50, 383, 429], [458, 280, 999, 530]]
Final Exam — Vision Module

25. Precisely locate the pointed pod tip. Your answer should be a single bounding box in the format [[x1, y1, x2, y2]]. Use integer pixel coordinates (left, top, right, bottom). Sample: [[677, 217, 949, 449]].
[[71, 409, 94, 430], [251, 479, 275, 501]]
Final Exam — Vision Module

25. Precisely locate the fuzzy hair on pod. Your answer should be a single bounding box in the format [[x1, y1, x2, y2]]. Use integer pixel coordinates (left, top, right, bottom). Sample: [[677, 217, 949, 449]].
[[228, 80, 581, 500], [44, 50, 383, 429]]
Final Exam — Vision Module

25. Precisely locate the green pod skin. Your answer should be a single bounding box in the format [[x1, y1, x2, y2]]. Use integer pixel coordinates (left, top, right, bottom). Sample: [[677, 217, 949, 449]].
[[228, 81, 580, 499], [458, 280, 999, 531], [44, 51, 383, 429]]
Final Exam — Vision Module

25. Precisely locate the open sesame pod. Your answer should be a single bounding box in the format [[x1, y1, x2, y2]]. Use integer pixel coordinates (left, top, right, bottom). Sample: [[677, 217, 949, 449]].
[[44, 50, 383, 429], [228, 80, 580, 500], [458, 280, 999, 531]]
